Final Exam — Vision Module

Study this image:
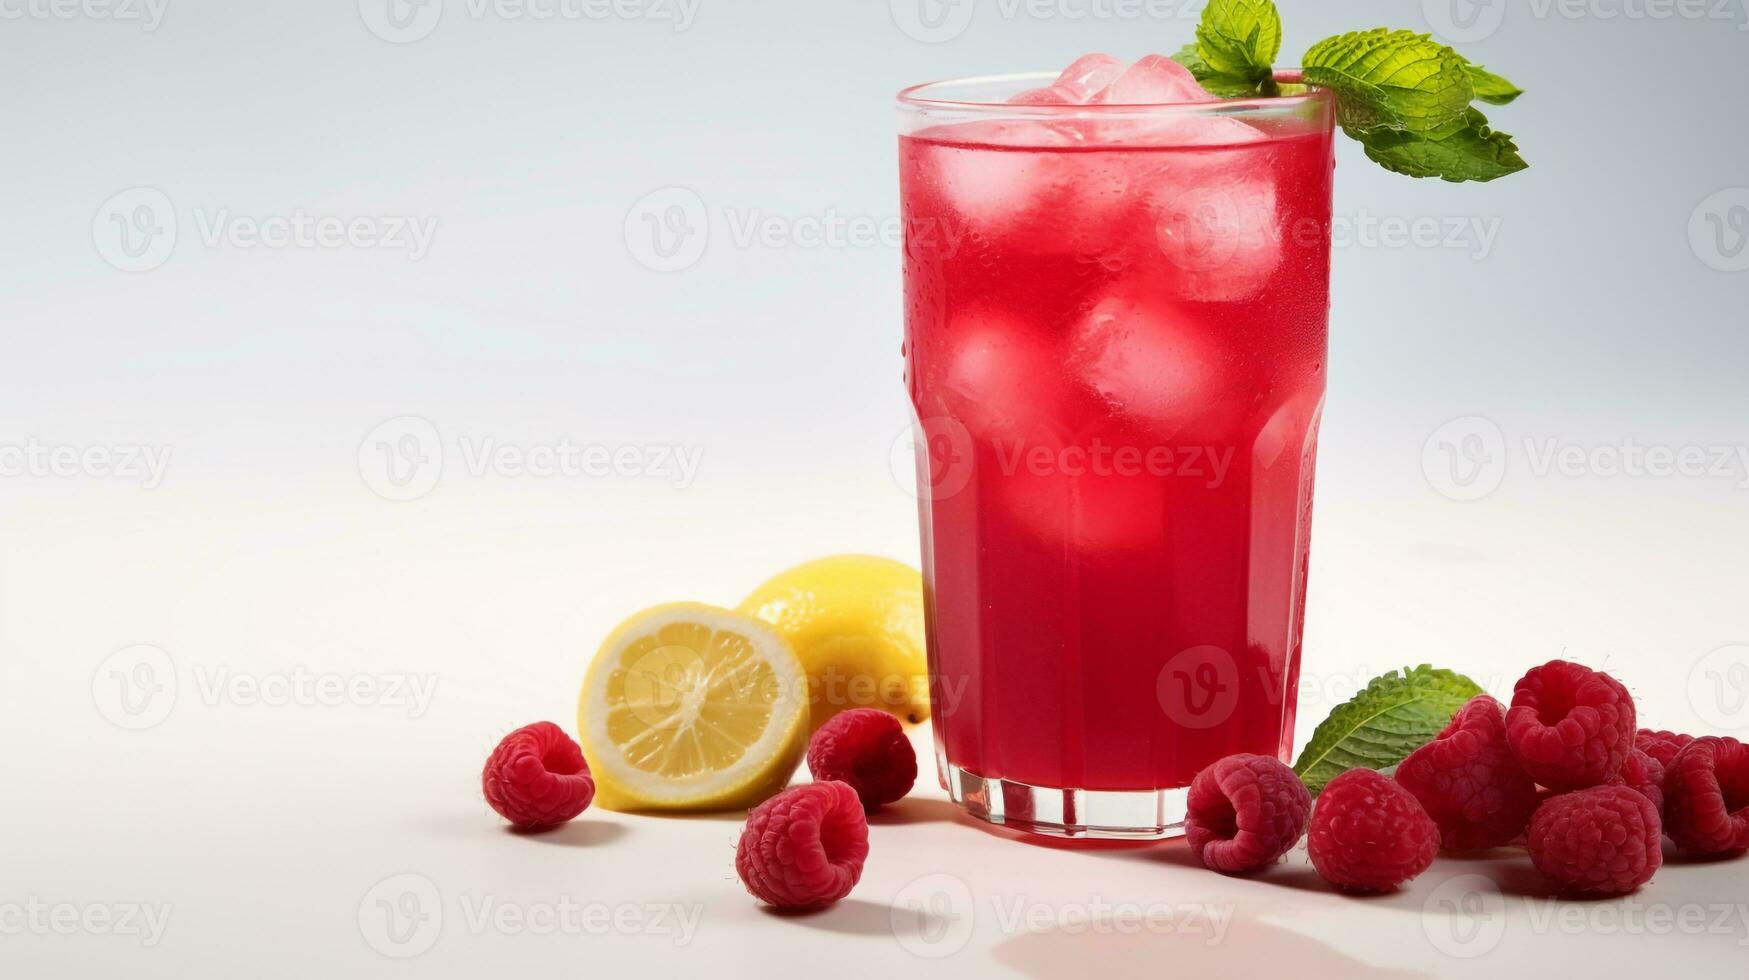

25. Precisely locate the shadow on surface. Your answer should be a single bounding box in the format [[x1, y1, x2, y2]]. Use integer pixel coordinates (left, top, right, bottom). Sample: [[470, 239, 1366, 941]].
[[1437, 846, 1524, 863], [868, 797, 965, 826], [991, 910, 1432, 980], [1080, 840, 1427, 900], [758, 899, 900, 937], [1661, 842, 1745, 866], [509, 820, 629, 847], [619, 808, 748, 823]]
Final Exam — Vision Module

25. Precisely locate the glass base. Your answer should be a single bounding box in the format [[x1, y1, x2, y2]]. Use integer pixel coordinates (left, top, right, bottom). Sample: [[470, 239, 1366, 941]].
[[943, 761, 1189, 841]]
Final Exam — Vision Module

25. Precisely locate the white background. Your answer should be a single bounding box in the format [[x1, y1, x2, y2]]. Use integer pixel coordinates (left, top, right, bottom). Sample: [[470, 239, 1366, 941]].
[[3, 0, 1748, 976]]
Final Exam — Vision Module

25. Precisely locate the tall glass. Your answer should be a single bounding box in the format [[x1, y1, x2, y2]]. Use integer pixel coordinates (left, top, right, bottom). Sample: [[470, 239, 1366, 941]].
[[898, 74, 1336, 839]]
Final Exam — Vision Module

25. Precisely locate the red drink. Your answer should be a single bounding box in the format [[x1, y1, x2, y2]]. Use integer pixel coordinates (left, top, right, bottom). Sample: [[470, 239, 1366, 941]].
[[899, 69, 1336, 838]]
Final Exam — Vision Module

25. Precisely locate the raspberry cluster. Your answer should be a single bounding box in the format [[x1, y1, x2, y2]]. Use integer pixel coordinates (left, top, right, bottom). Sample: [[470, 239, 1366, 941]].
[[732, 710, 918, 909], [1184, 659, 1746, 897], [1396, 695, 1538, 851]]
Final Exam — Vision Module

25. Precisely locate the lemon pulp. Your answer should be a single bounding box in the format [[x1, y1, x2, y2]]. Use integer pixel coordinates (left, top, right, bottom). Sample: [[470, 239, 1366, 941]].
[[579, 603, 808, 811]]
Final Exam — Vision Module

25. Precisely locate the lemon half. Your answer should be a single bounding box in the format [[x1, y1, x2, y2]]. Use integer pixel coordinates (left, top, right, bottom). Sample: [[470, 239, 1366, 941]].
[[577, 603, 809, 811]]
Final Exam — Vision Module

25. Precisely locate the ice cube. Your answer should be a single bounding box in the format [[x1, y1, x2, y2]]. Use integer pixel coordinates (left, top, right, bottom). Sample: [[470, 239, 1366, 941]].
[[1054, 53, 1124, 103], [1081, 64, 1267, 148], [1096, 54, 1213, 105], [1010, 54, 1124, 106], [923, 121, 1138, 255], [999, 449, 1168, 554], [1072, 112, 1267, 150], [1010, 85, 1072, 105], [1068, 290, 1220, 440], [1149, 175, 1281, 303], [923, 121, 1074, 237], [937, 305, 1067, 440], [939, 303, 1171, 554]]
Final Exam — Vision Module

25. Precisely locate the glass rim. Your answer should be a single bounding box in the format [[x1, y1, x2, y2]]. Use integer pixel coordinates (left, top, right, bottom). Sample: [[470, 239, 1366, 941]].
[[896, 70, 1330, 117]]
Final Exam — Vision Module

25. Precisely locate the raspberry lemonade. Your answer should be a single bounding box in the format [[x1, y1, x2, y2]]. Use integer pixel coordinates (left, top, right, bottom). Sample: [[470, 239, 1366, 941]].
[[899, 55, 1336, 838]]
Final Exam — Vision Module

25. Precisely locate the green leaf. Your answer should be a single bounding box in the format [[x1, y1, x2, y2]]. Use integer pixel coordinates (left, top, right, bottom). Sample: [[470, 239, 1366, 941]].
[[1468, 64, 1524, 105], [1359, 108, 1529, 183], [1195, 0, 1282, 84], [1292, 666, 1484, 795], [1171, 44, 1268, 98], [1302, 29, 1475, 138]]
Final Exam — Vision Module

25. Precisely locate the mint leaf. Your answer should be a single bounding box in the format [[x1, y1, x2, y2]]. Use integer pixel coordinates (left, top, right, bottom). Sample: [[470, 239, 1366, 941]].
[[1468, 64, 1524, 105], [1302, 29, 1474, 138], [1359, 108, 1528, 183], [1195, 0, 1282, 84], [1171, 44, 1269, 98], [1292, 666, 1484, 795]]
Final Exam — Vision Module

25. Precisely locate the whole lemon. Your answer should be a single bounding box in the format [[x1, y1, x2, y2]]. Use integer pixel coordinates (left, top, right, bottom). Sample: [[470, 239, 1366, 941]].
[[736, 555, 930, 731]]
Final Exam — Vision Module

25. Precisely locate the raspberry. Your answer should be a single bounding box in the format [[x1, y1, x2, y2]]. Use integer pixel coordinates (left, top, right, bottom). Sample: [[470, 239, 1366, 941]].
[[1184, 754, 1312, 874], [1505, 660, 1636, 791], [736, 782, 869, 910], [1636, 729, 1695, 769], [805, 708, 917, 810], [1609, 747, 1666, 818], [1396, 695, 1539, 851], [481, 722, 595, 831], [1663, 737, 1749, 857], [1307, 769, 1439, 893], [1527, 785, 1662, 896]]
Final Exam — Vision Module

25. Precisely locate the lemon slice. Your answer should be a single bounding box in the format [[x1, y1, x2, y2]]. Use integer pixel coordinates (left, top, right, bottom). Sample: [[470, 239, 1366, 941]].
[[578, 603, 809, 811]]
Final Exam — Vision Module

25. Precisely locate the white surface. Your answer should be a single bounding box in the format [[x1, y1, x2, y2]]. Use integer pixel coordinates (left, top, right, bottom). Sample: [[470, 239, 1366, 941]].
[[3, 1, 1747, 976], [3, 476, 1747, 978]]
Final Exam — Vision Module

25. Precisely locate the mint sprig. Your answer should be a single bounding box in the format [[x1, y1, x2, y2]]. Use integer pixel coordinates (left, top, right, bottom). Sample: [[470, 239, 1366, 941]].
[[1195, 0, 1280, 86], [1292, 666, 1484, 796], [1302, 29, 1475, 138], [1363, 108, 1528, 184], [1173, 44, 1270, 99], [1170, 0, 1527, 182], [1172, 0, 1280, 97]]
